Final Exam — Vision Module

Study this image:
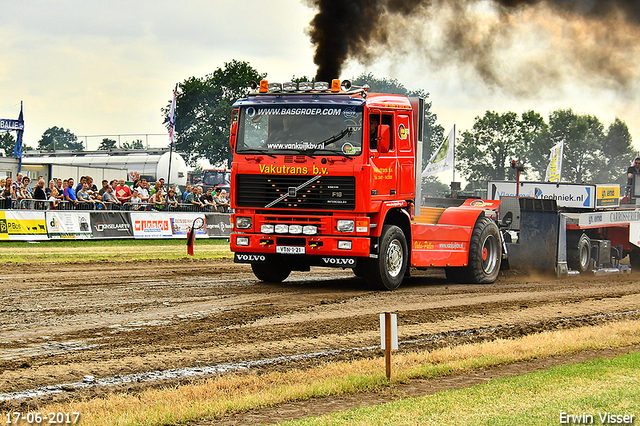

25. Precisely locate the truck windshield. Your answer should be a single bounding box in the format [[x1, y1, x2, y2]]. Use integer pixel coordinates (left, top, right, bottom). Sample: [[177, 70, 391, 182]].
[[236, 105, 364, 156]]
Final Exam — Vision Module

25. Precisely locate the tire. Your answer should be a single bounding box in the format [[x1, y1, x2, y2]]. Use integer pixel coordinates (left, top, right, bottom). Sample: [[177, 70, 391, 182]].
[[567, 233, 591, 273], [463, 216, 502, 284], [365, 225, 408, 291], [251, 259, 291, 283]]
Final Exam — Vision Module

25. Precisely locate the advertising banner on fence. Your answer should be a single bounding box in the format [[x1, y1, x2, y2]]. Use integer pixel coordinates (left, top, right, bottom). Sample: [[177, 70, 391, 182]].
[[130, 212, 173, 238], [0, 211, 48, 241], [170, 214, 207, 237], [0, 210, 231, 241], [46, 211, 93, 239], [90, 212, 133, 239], [205, 213, 232, 237]]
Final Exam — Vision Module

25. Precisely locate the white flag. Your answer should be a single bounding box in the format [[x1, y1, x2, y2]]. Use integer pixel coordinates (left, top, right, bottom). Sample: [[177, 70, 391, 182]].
[[168, 84, 177, 147], [545, 141, 564, 182], [422, 126, 455, 177]]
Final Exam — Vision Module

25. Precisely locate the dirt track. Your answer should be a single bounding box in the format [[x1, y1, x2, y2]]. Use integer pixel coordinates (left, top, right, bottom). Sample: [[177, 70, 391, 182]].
[[1, 259, 640, 410]]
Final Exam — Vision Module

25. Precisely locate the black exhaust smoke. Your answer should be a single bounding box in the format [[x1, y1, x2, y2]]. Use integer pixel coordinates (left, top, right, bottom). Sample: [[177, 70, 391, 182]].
[[306, 0, 640, 90]]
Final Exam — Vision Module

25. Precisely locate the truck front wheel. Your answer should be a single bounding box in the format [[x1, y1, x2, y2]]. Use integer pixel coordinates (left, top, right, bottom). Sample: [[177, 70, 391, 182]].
[[365, 225, 408, 291], [251, 258, 291, 283]]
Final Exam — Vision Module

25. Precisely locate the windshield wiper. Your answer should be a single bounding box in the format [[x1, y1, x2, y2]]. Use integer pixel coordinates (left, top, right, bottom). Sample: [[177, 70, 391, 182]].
[[319, 128, 353, 146], [237, 148, 276, 158], [298, 128, 355, 157]]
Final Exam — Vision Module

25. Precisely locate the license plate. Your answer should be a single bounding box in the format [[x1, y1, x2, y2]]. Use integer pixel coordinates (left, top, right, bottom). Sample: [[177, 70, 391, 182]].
[[276, 246, 305, 254]]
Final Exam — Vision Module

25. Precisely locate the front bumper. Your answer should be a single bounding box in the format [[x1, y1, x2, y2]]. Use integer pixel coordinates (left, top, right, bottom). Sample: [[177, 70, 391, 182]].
[[231, 232, 372, 267]]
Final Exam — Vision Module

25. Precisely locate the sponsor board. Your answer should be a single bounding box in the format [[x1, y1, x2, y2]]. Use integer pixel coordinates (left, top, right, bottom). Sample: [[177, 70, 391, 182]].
[[46, 211, 93, 239], [90, 212, 133, 238], [204, 213, 232, 237], [170, 214, 207, 236], [596, 184, 620, 208], [580, 210, 640, 228], [0, 211, 48, 241], [488, 181, 596, 209], [130, 212, 172, 238]]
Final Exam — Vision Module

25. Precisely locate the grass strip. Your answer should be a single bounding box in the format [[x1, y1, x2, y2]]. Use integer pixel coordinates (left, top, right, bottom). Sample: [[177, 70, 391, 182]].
[[282, 351, 640, 426], [37, 319, 640, 426], [0, 239, 232, 262]]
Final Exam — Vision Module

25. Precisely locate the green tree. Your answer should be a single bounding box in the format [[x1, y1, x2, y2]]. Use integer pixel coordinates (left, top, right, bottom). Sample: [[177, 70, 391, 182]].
[[122, 139, 145, 150], [37, 126, 83, 151], [547, 109, 603, 183], [166, 60, 266, 167], [592, 117, 634, 185], [98, 138, 117, 150], [1, 132, 32, 156], [521, 110, 550, 180], [456, 111, 529, 187], [0, 132, 15, 157]]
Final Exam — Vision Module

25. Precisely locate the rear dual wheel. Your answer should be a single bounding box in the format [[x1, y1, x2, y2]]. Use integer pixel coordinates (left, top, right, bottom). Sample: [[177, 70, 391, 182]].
[[446, 216, 501, 284], [567, 233, 591, 273]]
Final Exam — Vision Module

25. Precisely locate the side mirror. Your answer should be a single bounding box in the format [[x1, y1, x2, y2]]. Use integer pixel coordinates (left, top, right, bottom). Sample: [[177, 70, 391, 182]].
[[229, 121, 238, 150], [378, 125, 390, 154], [230, 108, 239, 150]]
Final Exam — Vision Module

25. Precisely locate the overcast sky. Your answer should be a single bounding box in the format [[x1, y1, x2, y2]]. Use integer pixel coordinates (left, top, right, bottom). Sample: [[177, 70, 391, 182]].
[[2, 0, 640, 165]]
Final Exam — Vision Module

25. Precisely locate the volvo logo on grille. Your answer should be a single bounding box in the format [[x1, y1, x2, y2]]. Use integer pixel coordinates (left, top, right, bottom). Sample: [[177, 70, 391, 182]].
[[288, 187, 297, 197]]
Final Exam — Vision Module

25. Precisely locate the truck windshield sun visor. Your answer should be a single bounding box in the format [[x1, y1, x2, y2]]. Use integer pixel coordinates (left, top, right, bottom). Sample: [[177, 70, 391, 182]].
[[236, 105, 364, 157]]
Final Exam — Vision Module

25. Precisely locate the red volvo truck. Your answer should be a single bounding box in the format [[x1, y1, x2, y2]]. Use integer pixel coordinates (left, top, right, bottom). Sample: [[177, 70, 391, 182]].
[[228, 79, 502, 290]]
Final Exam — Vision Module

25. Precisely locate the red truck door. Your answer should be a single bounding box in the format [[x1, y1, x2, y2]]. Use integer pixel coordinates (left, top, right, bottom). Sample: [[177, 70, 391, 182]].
[[396, 112, 414, 199], [369, 111, 398, 200]]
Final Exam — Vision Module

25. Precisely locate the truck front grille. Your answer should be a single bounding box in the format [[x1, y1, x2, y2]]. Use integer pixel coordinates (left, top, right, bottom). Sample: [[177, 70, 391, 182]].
[[236, 175, 356, 210]]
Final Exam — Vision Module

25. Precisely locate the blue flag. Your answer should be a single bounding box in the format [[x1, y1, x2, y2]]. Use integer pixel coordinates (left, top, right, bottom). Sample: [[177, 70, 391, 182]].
[[13, 103, 24, 159]]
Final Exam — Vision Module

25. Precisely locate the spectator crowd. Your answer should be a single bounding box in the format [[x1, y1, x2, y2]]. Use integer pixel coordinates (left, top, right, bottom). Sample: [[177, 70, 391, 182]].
[[0, 173, 231, 212]]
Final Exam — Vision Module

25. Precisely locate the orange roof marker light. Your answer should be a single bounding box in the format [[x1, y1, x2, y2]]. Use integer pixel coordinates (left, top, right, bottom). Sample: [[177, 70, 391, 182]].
[[259, 80, 269, 93], [331, 79, 341, 92]]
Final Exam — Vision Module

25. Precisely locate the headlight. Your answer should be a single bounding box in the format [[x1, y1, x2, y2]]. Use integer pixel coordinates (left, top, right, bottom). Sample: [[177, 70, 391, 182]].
[[289, 225, 303, 234], [336, 220, 354, 233], [303, 225, 318, 235], [275, 224, 289, 233], [236, 217, 252, 229], [236, 236, 249, 246], [261, 224, 274, 234]]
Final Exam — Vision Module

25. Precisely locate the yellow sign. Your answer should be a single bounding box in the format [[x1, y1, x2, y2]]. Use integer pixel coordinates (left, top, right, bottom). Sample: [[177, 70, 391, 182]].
[[0, 211, 47, 240], [596, 185, 620, 207]]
